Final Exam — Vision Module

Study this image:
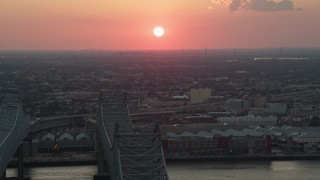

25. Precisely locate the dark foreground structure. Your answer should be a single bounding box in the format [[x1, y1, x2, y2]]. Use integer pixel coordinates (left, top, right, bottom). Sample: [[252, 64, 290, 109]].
[[0, 92, 169, 180]]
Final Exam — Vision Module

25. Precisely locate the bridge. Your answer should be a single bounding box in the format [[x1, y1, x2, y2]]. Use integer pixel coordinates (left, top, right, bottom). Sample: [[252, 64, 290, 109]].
[[0, 92, 169, 180], [0, 100, 30, 180]]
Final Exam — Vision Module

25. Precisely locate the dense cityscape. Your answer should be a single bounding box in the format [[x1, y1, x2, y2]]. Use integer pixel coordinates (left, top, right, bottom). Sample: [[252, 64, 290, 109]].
[[1, 49, 320, 163]]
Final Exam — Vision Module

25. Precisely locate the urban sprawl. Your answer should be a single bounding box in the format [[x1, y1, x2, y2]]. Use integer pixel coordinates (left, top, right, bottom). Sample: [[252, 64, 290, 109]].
[[1, 50, 320, 159]]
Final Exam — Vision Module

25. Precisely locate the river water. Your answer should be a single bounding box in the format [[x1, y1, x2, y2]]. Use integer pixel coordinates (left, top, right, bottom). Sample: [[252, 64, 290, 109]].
[[6, 160, 320, 180]]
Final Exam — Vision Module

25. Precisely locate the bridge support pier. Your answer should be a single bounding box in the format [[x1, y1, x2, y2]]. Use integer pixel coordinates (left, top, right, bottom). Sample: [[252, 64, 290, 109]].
[[94, 133, 111, 180], [97, 142, 106, 176], [18, 144, 24, 180], [28, 135, 33, 157], [0, 170, 6, 180]]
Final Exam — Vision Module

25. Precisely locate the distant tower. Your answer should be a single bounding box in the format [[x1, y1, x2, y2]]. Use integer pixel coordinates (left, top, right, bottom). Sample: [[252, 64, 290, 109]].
[[279, 46, 282, 56]]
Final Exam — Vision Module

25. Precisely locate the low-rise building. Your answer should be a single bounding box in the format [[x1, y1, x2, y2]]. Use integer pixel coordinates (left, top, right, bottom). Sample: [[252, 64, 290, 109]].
[[190, 88, 211, 104], [217, 114, 277, 126], [225, 99, 248, 113]]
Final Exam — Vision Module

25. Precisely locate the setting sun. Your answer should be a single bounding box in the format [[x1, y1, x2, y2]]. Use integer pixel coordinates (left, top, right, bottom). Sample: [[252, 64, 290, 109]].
[[153, 26, 165, 37]]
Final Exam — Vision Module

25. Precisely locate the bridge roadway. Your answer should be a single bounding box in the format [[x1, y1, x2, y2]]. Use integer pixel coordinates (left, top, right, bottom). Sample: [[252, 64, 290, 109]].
[[130, 101, 224, 117], [0, 92, 169, 180]]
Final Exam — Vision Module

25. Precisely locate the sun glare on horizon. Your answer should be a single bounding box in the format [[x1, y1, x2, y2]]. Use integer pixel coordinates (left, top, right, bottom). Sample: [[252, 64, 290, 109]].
[[153, 26, 165, 37]]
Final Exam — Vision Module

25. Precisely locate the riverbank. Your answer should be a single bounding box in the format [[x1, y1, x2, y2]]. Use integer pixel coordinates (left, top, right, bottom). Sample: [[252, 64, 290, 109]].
[[9, 152, 320, 168], [166, 154, 320, 161], [8, 152, 96, 168]]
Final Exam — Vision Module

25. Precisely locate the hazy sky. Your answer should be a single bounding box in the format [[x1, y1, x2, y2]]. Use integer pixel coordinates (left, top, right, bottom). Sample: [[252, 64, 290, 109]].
[[1, 0, 320, 50]]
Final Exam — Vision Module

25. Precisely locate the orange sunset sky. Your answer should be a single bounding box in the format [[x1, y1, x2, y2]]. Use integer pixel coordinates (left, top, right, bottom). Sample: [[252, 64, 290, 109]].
[[1, 0, 320, 50]]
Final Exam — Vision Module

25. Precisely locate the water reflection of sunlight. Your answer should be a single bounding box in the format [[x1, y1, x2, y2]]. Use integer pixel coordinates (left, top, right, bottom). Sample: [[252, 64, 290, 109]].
[[271, 161, 319, 171], [6, 166, 97, 179], [6, 168, 17, 177]]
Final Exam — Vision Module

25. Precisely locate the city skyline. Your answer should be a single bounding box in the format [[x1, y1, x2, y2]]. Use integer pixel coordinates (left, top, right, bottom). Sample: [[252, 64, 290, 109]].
[[1, 0, 320, 50]]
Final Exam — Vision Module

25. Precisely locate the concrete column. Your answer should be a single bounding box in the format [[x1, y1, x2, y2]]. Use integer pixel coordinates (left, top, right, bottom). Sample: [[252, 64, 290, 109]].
[[29, 135, 33, 157], [96, 134, 105, 176], [94, 132, 98, 152], [97, 150, 105, 176], [94, 133, 111, 180], [0, 170, 6, 180], [18, 144, 24, 180]]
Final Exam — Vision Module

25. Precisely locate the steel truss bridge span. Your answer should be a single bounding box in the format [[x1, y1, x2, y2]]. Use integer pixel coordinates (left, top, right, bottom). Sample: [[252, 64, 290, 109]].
[[1, 92, 169, 180], [98, 91, 169, 180], [0, 104, 30, 178], [0, 107, 94, 178]]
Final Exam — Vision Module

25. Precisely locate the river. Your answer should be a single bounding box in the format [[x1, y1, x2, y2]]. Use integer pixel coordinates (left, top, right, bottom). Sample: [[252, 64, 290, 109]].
[[6, 160, 320, 180]]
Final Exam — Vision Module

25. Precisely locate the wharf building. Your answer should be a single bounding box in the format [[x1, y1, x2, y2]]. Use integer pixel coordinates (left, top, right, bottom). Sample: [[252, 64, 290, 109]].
[[30, 130, 94, 154], [160, 124, 272, 159], [255, 126, 320, 154]]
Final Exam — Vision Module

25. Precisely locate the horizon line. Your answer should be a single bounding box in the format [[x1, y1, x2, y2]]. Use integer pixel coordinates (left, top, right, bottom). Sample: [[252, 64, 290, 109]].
[[1, 47, 320, 52]]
